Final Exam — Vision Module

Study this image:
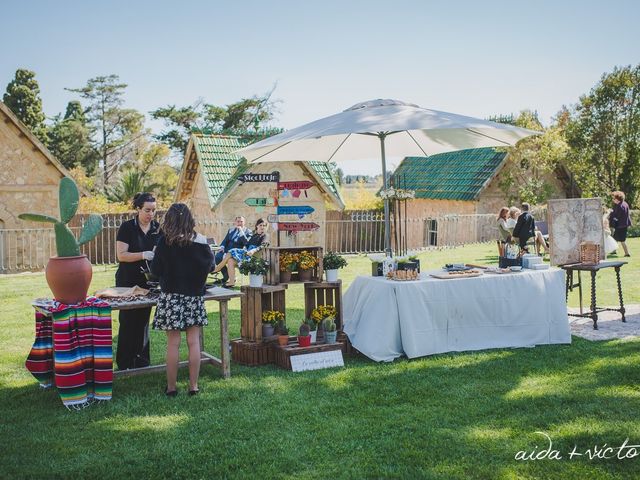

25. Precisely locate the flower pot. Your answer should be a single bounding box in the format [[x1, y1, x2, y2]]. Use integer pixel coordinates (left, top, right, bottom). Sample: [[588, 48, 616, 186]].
[[262, 324, 275, 337], [309, 330, 317, 343], [280, 271, 292, 283], [298, 335, 311, 347], [45, 255, 92, 305], [278, 335, 289, 346], [325, 269, 339, 282], [324, 330, 338, 344], [298, 268, 312, 282], [249, 274, 264, 288]]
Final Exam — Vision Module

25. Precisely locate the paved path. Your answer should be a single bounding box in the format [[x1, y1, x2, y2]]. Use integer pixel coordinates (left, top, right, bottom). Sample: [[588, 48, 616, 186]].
[[568, 304, 640, 341]]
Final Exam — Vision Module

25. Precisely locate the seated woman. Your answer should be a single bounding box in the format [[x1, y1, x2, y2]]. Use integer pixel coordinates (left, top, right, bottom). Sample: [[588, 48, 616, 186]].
[[496, 207, 511, 256], [212, 218, 269, 287]]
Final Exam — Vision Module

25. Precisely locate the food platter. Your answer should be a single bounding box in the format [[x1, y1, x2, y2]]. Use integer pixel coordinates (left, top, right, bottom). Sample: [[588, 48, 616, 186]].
[[430, 269, 483, 280]]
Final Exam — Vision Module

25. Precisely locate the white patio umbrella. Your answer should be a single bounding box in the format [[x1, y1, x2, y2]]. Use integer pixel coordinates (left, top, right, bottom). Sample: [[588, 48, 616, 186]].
[[236, 99, 541, 255]]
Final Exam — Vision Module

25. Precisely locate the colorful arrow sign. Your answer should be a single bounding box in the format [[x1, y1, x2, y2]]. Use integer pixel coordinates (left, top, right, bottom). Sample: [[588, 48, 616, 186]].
[[238, 171, 280, 183], [277, 205, 315, 215], [278, 180, 315, 190], [278, 222, 320, 232], [245, 198, 275, 207]]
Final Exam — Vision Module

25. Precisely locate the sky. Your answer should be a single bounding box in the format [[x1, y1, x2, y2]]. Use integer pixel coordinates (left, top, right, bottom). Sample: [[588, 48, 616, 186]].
[[1, 0, 639, 174]]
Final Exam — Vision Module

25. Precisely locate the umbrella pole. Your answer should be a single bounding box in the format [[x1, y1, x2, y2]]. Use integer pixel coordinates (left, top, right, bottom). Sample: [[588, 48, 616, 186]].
[[379, 134, 392, 257]]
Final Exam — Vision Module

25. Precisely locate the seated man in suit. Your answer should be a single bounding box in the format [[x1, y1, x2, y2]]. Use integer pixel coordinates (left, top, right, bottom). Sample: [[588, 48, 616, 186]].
[[512, 202, 536, 252], [215, 216, 252, 284]]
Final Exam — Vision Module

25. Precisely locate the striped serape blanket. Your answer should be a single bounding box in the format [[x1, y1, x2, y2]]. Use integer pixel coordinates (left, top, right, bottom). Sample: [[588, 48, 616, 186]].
[[26, 297, 113, 408]]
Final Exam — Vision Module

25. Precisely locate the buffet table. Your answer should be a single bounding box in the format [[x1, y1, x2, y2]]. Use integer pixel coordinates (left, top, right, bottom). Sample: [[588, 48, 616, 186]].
[[343, 268, 570, 362], [32, 287, 241, 380]]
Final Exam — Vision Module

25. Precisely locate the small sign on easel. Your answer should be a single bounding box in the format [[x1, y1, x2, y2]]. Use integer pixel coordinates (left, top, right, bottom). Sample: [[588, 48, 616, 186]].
[[290, 350, 344, 372]]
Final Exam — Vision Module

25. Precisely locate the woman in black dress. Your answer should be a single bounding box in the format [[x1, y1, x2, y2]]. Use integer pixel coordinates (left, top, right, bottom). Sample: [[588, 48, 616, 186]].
[[151, 203, 214, 396], [610, 190, 632, 257], [115, 192, 160, 370]]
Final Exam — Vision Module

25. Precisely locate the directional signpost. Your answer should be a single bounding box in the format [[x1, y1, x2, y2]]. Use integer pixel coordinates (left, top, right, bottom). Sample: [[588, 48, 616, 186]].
[[278, 222, 320, 232], [245, 198, 275, 207], [238, 171, 280, 183], [277, 180, 315, 191], [276, 205, 315, 215]]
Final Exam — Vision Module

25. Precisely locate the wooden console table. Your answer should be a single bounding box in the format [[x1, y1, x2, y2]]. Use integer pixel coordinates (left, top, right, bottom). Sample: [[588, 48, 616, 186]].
[[33, 287, 242, 379], [560, 261, 627, 330]]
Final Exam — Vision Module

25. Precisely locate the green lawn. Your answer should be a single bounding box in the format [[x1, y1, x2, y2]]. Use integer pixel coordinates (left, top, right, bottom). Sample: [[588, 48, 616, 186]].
[[1, 240, 639, 479]]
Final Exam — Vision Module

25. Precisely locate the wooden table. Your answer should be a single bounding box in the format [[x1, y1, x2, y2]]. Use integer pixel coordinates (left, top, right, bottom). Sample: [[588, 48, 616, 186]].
[[560, 261, 627, 330], [33, 287, 242, 379]]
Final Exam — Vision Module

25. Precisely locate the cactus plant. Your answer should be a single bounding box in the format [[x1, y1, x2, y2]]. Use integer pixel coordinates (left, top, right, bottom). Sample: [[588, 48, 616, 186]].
[[18, 177, 103, 257], [299, 323, 310, 337], [323, 317, 337, 332]]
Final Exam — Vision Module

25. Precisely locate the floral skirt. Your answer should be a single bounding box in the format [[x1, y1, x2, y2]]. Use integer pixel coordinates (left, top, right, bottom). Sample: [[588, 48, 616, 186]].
[[152, 292, 208, 331]]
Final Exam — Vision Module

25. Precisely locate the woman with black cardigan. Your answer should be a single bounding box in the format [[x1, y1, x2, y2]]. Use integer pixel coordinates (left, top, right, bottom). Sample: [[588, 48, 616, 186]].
[[151, 203, 214, 396]]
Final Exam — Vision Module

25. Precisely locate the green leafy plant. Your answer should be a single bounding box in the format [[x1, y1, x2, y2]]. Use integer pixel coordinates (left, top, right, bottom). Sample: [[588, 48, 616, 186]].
[[239, 255, 268, 275], [305, 318, 317, 332], [18, 177, 103, 257], [323, 251, 348, 270], [323, 317, 336, 332], [276, 320, 289, 336]]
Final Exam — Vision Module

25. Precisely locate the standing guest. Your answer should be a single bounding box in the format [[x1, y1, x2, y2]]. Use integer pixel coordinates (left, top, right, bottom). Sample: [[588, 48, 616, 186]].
[[214, 216, 252, 285], [603, 208, 618, 256], [496, 207, 511, 256], [115, 192, 160, 370], [512, 202, 536, 251], [609, 191, 632, 257], [151, 203, 214, 397], [213, 218, 270, 287]]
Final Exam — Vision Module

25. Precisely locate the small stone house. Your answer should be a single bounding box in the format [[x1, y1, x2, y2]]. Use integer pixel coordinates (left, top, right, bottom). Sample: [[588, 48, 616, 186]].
[[0, 101, 71, 228], [392, 147, 579, 217], [174, 133, 344, 249], [0, 101, 75, 271]]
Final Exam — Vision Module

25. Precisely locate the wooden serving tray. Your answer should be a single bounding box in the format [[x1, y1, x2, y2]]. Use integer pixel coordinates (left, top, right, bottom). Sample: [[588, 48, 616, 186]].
[[430, 271, 483, 280]]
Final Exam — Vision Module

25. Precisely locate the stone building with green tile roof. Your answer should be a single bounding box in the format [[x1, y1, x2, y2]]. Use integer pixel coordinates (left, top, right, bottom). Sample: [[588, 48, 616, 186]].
[[392, 147, 579, 218], [175, 133, 344, 248]]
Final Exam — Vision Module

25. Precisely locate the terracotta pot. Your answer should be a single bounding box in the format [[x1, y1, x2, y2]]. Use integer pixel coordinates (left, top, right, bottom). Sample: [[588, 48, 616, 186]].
[[45, 255, 92, 304], [298, 268, 312, 282], [278, 335, 289, 346], [280, 271, 292, 283], [298, 335, 311, 347]]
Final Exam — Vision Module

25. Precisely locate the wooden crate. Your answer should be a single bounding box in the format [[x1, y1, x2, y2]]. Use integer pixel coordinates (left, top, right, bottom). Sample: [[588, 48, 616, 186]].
[[264, 246, 324, 285], [231, 339, 274, 366], [304, 280, 343, 331], [271, 338, 346, 370], [240, 284, 288, 341]]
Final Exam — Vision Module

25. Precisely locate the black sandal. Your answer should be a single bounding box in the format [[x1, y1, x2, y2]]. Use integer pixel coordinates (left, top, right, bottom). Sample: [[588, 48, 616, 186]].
[[188, 389, 199, 396], [165, 387, 178, 398]]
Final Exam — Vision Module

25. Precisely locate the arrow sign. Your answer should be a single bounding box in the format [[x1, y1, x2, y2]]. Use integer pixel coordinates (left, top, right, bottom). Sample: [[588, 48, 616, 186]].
[[267, 214, 278, 223], [278, 181, 314, 190], [277, 205, 315, 215], [278, 222, 320, 232], [238, 171, 280, 183], [245, 198, 275, 207]]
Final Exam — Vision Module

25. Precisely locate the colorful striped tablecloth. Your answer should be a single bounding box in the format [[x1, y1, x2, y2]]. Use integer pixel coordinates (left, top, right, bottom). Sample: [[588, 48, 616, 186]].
[[26, 297, 113, 409]]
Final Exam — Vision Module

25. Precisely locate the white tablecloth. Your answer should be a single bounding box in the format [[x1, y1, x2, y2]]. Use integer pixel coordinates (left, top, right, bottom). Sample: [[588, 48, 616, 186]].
[[343, 269, 571, 362]]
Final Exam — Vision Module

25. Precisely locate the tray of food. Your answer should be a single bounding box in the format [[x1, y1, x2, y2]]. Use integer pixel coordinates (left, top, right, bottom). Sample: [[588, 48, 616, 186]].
[[430, 269, 483, 279], [386, 270, 420, 281]]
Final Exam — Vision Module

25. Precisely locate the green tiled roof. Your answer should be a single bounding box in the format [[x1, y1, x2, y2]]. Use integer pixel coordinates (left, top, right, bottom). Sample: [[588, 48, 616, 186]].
[[393, 148, 507, 201], [192, 134, 342, 207]]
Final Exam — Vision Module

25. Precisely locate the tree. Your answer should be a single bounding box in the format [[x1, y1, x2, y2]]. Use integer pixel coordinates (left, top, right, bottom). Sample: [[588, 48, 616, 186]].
[[565, 64, 640, 206], [67, 75, 145, 190], [493, 110, 570, 205], [3, 68, 48, 144], [48, 101, 99, 173], [151, 85, 280, 156]]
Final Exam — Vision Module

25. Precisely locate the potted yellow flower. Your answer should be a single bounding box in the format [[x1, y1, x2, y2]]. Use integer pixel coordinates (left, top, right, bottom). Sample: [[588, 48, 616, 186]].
[[261, 310, 284, 337], [279, 251, 299, 283], [311, 304, 337, 340], [297, 250, 317, 282]]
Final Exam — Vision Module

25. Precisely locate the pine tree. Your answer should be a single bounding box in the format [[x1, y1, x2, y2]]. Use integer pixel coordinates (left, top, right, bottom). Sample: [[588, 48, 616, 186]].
[[3, 68, 49, 145]]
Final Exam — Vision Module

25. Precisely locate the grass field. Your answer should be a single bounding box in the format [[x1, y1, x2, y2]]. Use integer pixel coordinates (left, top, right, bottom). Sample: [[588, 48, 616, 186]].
[[1, 240, 639, 479]]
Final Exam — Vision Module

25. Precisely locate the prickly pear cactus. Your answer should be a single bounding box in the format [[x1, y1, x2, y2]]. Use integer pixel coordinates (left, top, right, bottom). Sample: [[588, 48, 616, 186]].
[[18, 177, 103, 257]]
